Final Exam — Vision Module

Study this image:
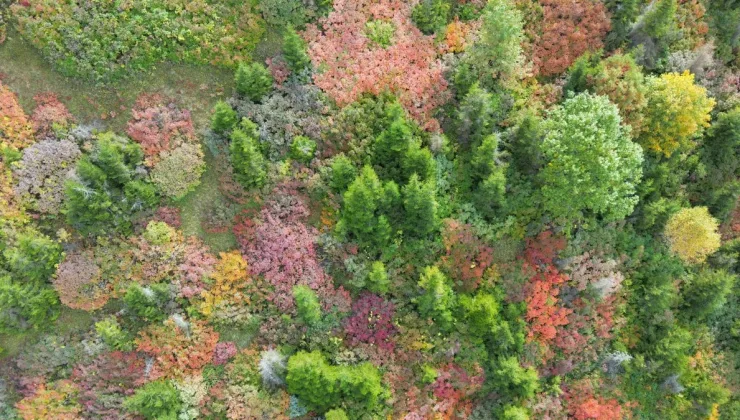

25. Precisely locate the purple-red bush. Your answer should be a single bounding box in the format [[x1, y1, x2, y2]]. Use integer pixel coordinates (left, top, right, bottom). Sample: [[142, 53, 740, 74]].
[[344, 292, 397, 352]]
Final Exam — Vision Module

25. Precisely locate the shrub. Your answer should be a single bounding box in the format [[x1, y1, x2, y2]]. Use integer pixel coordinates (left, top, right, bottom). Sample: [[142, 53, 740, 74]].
[[640, 71, 715, 156], [12, 0, 265, 82], [665, 206, 721, 264], [259, 349, 288, 389], [95, 316, 133, 351], [150, 143, 206, 200], [289, 135, 317, 163], [15, 380, 81, 420], [440, 219, 494, 292], [0, 81, 34, 152], [259, 0, 309, 28], [531, 0, 611, 76], [124, 380, 182, 420], [53, 251, 108, 311], [235, 62, 274, 102], [304, 0, 449, 130], [344, 292, 397, 352], [539, 92, 644, 225], [72, 351, 146, 418], [126, 101, 196, 166], [29, 93, 73, 138], [12, 139, 81, 214], [293, 285, 322, 326], [326, 408, 350, 420]]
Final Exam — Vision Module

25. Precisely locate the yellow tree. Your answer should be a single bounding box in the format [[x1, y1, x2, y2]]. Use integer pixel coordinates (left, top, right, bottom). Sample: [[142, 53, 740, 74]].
[[640, 71, 715, 156], [665, 206, 721, 264], [199, 251, 250, 317]]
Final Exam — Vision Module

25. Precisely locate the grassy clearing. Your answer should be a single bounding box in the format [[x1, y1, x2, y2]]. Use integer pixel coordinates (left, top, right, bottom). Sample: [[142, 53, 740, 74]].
[[0, 307, 94, 360]]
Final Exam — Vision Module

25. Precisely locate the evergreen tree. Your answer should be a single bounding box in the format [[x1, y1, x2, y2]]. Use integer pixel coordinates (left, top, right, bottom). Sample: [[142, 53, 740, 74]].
[[490, 356, 539, 399], [417, 266, 456, 330], [123, 283, 170, 322], [338, 166, 394, 248], [411, 0, 451, 34], [403, 174, 438, 238], [457, 83, 500, 146], [367, 261, 390, 295], [230, 120, 267, 189], [124, 380, 182, 420], [283, 26, 311, 74], [235, 62, 274, 102], [211, 101, 238, 134], [329, 154, 357, 193], [681, 269, 735, 322], [605, 0, 640, 49], [0, 277, 59, 333], [293, 285, 321, 326]]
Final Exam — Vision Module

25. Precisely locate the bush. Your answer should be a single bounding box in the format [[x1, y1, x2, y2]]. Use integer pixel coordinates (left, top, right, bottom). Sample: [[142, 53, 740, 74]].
[[12, 139, 81, 214], [235, 62, 274, 102], [150, 143, 206, 200], [124, 380, 182, 420], [53, 251, 108, 311], [126, 101, 196, 165], [289, 135, 317, 163], [11, 0, 265, 82]]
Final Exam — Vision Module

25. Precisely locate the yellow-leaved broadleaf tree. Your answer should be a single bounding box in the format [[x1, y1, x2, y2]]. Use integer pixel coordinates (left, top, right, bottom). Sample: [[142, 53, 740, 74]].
[[665, 206, 721, 264]]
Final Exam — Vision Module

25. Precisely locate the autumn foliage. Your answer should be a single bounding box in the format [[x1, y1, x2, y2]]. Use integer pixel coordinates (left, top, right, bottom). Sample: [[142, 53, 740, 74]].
[[0, 81, 34, 151], [304, 0, 449, 130], [531, 0, 611, 76], [126, 96, 196, 165]]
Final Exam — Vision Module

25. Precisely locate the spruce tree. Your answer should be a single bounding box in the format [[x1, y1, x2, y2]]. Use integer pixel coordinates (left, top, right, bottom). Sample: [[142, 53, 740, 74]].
[[235, 62, 274, 102], [293, 285, 322, 326], [403, 174, 438, 238], [229, 121, 266, 189], [283, 26, 311, 74]]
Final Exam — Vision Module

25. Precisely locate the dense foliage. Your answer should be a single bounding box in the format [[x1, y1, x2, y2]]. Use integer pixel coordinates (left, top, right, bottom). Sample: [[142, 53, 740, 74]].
[[2, 0, 740, 419]]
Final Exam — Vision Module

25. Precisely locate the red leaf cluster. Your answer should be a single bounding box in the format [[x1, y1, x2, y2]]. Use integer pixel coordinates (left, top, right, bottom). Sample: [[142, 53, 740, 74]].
[[430, 363, 484, 419], [304, 0, 449, 131], [532, 0, 611, 76], [30, 93, 73, 137], [439, 219, 494, 292], [564, 380, 624, 420], [126, 96, 196, 164], [344, 292, 397, 352], [212, 341, 238, 365]]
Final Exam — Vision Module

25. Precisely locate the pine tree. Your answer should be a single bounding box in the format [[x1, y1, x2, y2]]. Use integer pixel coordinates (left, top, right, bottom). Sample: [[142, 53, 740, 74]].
[[293, 285, 321, 326], [403, 174, 438, 238], [283, 26, 311, 74], [367, 261, 390, 295], [229, 121, 266, 189], [417, 266, 455, 330], [235, 62, 274, 102], [211, 101, 238, 134], [681, 269, 735, 322], [329, 154, 357, 192], [337, 166, 393, 248], [457, 83, 500, 146]]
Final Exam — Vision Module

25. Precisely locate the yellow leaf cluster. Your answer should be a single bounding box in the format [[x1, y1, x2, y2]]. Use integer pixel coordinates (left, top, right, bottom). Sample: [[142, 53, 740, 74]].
[[199, 250, 250, 316], [640, 71, 715, 157], [665, 206, 721, 264]]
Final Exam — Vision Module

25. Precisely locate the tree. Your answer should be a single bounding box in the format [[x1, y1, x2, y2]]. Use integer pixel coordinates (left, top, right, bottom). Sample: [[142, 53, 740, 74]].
[[665, 206, 721, 264], [589, 54, 648, 136], [53, 251, 108, 311], [462, 0, 524, 84], [681, 269, 735, 322], [123, 283, 170, 322], [235, 62, 274, 102], [325, 408, 350, 420], [64, 132, 158, 236], [402, 174, 438, 237], [366, 261, 390, 295], [640, 71, 715, 156], [230, 122, 267, 189], [417, 266, 456, 330], [286, 351, 383, 413], [0, 276, 59, 333], [290, 135, 316, 163], [372, 105, 434, 184], [337, 166, 395, 248], [457, 83, 501, 145], [605, 0, 641, 49], [490, 356, 539, 400], [282, 25, 310, 74], [411, 0, 450, 34], [641, 0, 678, 40], [701, 108, 740, 187], [293, 285, 321, 326], [539, 92, 644, 224], [211, 101, 238, 134], [329, 154, 357, 193], [2, 225, 62, 284], [124, 380, 182, 420]]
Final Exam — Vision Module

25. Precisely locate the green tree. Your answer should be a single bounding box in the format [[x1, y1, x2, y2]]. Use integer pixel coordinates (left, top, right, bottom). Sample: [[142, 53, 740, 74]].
[[95, 316, 133, 351], [235, 62, 274, 102], [329, 154, 357, 193], [367, 261, 390, 295], [64, 133, 157, 236], [337, 166, 395, 248], [372, 106, 434, 184], [0, 277, 59, 333], [230, 121, 267, 189], [681, 269, 735, 322], [502, 405, 530, 420], [124, 380, 182, 420], [1, 226, 62, 284], [283, 26, 311, 74], [211, 101, 238, 134], [462, 0, 524, 85], [539, 92, 644, 225], [325, 408, 350, 420], [123, 283, 170, 322], [457, 83, 501, 146], [402, 174, 438, 238], [411, 0, 451, 34], [702, 109, 740, 187], [605, 0, 641, 49], [641, 0, 678, 40], [417, 266, 456, 330], [490, 356, 539, 400], [293, 285, 321, 326]]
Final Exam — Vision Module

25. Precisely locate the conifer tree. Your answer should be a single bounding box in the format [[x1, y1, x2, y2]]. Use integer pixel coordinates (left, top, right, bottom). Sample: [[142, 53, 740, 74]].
[[403, 174, 438, 238], [417, 266, 455, 330], [283, 26, 311, 74], [235, 62, 273, 102], [211, 101, 238, 134], [293, 285, 321, 326], [230, 120, 266, 189]]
